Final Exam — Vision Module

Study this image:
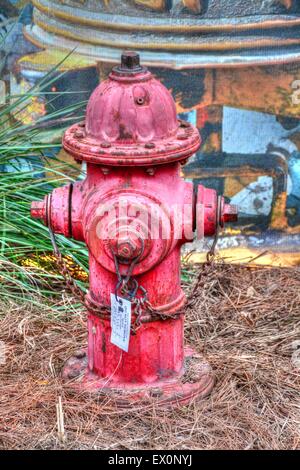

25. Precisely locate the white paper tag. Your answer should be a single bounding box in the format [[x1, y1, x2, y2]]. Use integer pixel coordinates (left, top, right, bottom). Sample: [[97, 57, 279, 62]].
[[110, 294, 132, 352]]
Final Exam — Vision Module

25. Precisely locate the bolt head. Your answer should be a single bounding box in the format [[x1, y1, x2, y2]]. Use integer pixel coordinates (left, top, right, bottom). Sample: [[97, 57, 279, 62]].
[[74, 130, 85, 139], [177, 133, 188, 140], [117, 240, 136, 260], [111, 230, 144, 262], [145, 142, 155, 149], [74, 350, 86, 359], [121, 51, 140, 70], [101, 142, 112, 149]]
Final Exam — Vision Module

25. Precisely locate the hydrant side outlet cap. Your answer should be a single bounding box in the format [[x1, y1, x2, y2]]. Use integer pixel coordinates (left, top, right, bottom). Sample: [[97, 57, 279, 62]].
[[63, 52, 201, 166]]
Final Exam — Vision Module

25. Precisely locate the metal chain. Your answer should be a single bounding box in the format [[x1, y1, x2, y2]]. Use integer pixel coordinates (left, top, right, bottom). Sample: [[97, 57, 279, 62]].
[[185, 195, 222, 310], [46, 199, 86, 305], [47, 197, 221, 332]]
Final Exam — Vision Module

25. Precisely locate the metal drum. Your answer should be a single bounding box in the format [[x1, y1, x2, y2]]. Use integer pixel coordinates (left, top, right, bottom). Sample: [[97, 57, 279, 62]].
[[25, 0, 300, 68]]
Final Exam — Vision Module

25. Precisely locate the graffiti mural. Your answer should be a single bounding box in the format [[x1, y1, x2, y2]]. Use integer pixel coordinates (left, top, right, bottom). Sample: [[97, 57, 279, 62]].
[[2, 0, 300, 263]]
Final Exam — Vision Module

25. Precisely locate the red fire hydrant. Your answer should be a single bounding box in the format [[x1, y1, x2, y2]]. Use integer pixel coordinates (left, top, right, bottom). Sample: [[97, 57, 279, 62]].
[[31, 52, 237, 406]]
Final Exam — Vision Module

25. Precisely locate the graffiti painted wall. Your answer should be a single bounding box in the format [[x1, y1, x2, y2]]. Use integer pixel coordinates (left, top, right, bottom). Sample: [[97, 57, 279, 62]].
[[2, 0, 300, 264]]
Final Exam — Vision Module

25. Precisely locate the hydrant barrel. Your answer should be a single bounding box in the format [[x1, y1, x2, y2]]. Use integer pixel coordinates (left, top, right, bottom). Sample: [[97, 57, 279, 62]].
[[31, 52, 238, 406]]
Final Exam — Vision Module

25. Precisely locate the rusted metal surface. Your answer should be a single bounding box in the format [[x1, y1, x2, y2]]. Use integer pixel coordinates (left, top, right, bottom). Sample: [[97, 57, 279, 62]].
[[31, 53, 237, 405], [25, 0, 300, 68]]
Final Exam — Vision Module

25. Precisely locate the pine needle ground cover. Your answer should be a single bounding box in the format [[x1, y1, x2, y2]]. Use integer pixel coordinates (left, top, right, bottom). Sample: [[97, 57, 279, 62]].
[[0, 264, 299, 450]]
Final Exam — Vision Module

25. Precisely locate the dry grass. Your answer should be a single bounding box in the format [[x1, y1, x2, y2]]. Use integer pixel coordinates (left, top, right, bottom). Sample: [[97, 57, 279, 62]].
[[0, 263, 299, 450]]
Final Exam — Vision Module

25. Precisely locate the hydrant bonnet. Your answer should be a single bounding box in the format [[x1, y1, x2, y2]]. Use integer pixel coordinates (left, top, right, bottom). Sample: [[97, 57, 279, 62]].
[[63, 52, 201, 166]]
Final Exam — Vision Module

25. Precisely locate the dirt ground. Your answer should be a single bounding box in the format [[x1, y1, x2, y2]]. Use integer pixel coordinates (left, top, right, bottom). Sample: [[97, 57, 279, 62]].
[[0, 263, 299, 450]]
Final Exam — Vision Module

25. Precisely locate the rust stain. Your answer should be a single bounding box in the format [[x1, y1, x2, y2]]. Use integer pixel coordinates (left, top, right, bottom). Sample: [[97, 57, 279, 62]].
[[118, 123, 133, 141]]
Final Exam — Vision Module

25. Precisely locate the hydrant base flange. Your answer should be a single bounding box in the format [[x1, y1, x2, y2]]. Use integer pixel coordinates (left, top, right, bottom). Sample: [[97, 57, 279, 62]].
[[62, 347, 214, 407]]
